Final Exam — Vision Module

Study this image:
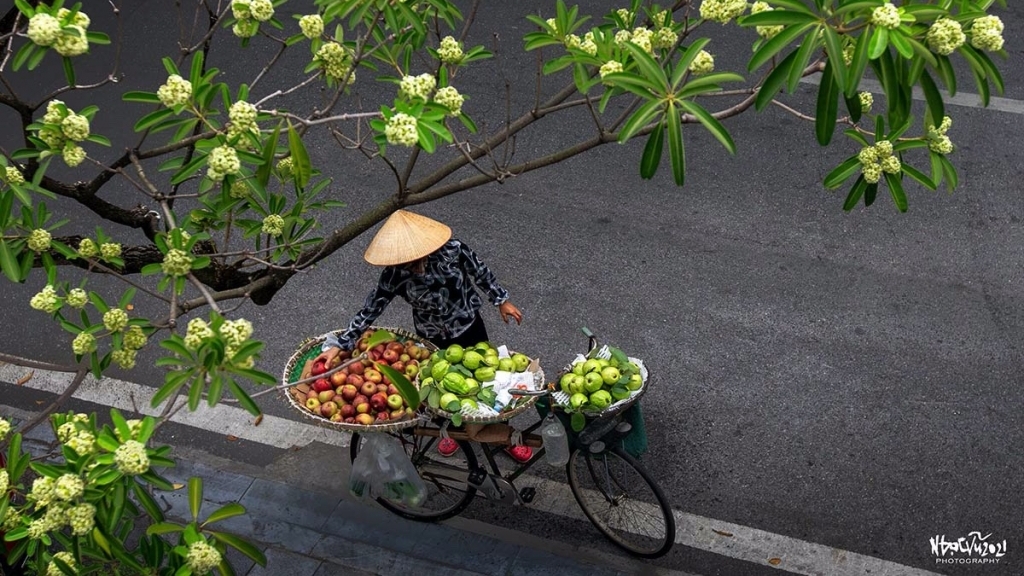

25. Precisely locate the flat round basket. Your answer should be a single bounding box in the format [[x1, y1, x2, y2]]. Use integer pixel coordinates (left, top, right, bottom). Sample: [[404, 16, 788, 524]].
[[423, 354, 545, 425], [281, 326, 437, 434], [551, 357, 650, 419]]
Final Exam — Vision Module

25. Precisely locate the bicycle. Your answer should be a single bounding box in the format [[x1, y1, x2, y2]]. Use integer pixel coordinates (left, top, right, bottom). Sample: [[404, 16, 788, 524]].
[[348, 334, 675, 559]]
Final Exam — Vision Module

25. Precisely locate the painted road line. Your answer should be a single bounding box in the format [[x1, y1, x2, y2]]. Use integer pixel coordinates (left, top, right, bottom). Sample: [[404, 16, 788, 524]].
[[3, 366, 942, 576], [801, 75, 1024, 115], [0, 363, 350, 450]]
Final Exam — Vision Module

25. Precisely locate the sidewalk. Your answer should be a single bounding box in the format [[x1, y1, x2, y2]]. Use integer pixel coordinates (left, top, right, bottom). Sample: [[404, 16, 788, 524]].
[[11, 411, 692, 576]]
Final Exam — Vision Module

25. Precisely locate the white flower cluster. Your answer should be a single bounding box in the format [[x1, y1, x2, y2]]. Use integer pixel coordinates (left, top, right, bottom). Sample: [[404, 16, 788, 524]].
[[433, 86, 464, 117], [47, 551, 77, 576], [579, 31, 598, 56], [652, 26, 679, 50], [927, 115, 954, 154], [316, 42, 356, 84], [28, 8, 92, 56], [700, 0, 748, 24], [65, 288, 87, 308], [56, 414, 97, 456], [78, 237, 98, 257], [230, 179, 251, 198], [185, 317, 215, 351], [689, 50, 715, 75], [37, 100, 92, 167], [399, 73, 437, 101], [30, 476, 57, 507], [926, 17, 965, 56], [858, 140, 900, 183], [750, 2, 783, 40], [599, 60, 623, 84], [859, 91, 873, 113], [115, 419, 145, 442], [0, 416, 10, 440], [30, 285, 62, 314], [614, 29, 631, 47], [27, 13, 62, 46], [299, 14, 324, 39], [384, 113, 419, 147], [124, 325, 148, 350], [969, 15, 1004, 52], [228, 100, 259, 143], [276, 157, 293, 180], [221, 318, 254, 365], [231, 0, 273, 38], [161, 248, 194, 277], [158, 74, 193, 108], [208, 145, 241, 182], [111, 348, 137, 370], [262, 214, 285, 237], [546, 18, 558, 33], [4, 165, 25, 185], [67, 502, 96, 535], [628, 27, 654, 53], [27, 228, 52, 253], [54, 473, 84, 501], [0, 469, 8, 494], [101, 242, 122, 260], [114, 440, 150, 475], [100, 309, 128, 334], [616, 8, 633, 24], [186, 541, 223, 574], [437, 35, 464, 64], [72, 332, 97, 355], [870, 3, 901, 30]]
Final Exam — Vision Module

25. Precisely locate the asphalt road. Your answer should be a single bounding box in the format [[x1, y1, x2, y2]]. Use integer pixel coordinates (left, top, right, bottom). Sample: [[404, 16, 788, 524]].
[[2, 1, 1023, 575]]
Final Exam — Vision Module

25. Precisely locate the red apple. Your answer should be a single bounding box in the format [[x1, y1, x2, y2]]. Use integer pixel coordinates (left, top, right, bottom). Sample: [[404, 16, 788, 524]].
[[390, 408, 406, 420], [305, 397, 321, 412], [370, 350, 381, 361], [369, 392, 389, 412], [387, 394, 404, 410], [305, 390, 320, 402], [330, 370, 347, 387], [344, 416, 356, 424], [330, 412, 344, 422], [312, 378, 333, 392], [375, 411, 390, 422], [310, 360, 327, 376], [320, 401, 339, 418], [355, 401, 370, 414], [382, 349, 400, 363], [348, 362, 364, 375], [391, 360, 405, 373], [386, 384, 400, 396], [328, 355, 342, 369], [340, 404, 356, 418], [364, 369, 382, 383], [399, 353, 411, 363], [346, 374, 364, 387], [340, 385, 358, 401], [317, 390, 336, 403], [353, 394, 368, 406], [376, 384, 388, 395], [355, 413, 374, 425], [337, 349, 351, 361], [360, 381, 377, 397], [357, 339, 369, 352], [387, 341, 404, 352], [373, 344, 386, 355]]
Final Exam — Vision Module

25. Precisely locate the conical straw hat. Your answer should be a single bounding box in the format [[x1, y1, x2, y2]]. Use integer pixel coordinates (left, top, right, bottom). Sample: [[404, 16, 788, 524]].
[[363, 210, 452, 266]]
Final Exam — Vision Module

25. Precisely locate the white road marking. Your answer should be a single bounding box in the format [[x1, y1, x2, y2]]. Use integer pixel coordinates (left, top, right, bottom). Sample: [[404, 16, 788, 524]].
[[0, 363, 349, 450], [801, 75, 1024, 115], [2, 366, 942, 575]]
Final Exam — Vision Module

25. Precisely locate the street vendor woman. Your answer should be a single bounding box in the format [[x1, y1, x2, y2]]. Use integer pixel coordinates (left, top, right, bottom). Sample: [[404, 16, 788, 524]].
[[314, 209, 532, 461]]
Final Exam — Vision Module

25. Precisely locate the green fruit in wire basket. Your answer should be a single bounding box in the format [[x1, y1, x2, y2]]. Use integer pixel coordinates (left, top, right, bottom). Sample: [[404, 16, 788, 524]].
[[445, 344, 465, 364], [442, 372, 469, 394], [569, 392, 588, 410], [610, 386, 631, 401], [571, 362, 586, 376], [482, 353, 499, 368], [460, 397, 479, 411], [559, 373, 575, 394], [582, 359, 601, 374], [583, 372, 604, 393], [498, 357, 515, 372], [512, 353, 531, 372], [431, 360, 451, 382], [600, 366, 621, 385], [589, 390, 612, 410], [474, 366, 496, 382], [462, 350, 484, 370], [463, 377, 480, 396], [473, 342, 492, 353], [439, 392, 460, 412], [626, 373, 643, 391]]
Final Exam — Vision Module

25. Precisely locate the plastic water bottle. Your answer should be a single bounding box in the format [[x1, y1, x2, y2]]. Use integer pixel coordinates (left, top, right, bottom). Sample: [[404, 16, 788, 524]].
[[540, 413, 569, 467]]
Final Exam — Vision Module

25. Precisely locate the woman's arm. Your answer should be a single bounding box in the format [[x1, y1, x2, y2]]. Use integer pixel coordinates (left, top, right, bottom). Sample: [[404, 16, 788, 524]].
[[319, 270, 397, 357]]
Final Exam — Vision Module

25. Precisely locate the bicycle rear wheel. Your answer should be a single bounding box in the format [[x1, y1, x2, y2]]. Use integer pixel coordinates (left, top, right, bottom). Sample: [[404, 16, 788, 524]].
[[350, 431, 477, 521], [566, 446, 675, 558]]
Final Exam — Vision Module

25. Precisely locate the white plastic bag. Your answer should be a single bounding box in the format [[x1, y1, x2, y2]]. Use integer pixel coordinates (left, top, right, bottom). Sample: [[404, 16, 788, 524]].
[[348, 434, 427, 507]]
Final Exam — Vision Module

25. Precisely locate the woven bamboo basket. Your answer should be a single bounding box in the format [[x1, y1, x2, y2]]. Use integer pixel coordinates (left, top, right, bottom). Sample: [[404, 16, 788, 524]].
[[281, 326, 437, 433]]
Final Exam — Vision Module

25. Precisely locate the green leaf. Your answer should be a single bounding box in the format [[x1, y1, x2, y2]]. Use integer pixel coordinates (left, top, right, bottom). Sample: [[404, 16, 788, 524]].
[[918, 70, 944, 128], [376, 362, 419, 409], [203, 503, 246, 526], [938, 155, 958, 191], [739, 11, 819, 26], [887, 28, 914, 60], [12, 42, 36, 72], [624, 43, 668, 92], [209, 531, 267, 566], [788, 27, 821, 94], [450, 412, 462, 426], [571, 411, 586, 432], [749, 22, 815, 72], [815, 62, 839, 146], [227, 381, 261, 417], [617, 99, 663, 144], [755, 49, 799, 110], [188, 477, 202, 521], [122, 91, 162, 104], [189, 50, 205, 88], [821, 26, 847, 94], [863, 182, 878, 207], [971, 48, 1005, 96], [132, 480, 164, 521], [146, 522, 186, 536], [665, 102, 685, 186], [679, 100, 735, 154], [639, 122, 664, 180], [0, 241, 22, 283], [671, 38, 711, 89], [902, 163, 936, 191], [14, 0, 34, 16], [134, 109, 175, 133], [823, 156, 862, 189], [364, 330, 395, 349], [63, 57, 76, 86], [867, 26, 888, 60], [885, 171, 907, 212], [843, 176, 868, 211], [845, 30, 871, 98]]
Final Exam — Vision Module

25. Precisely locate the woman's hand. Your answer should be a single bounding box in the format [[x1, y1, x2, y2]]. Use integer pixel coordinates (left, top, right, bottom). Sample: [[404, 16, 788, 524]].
[[314, 346, 342, 366], [499, 301, 523, 325]]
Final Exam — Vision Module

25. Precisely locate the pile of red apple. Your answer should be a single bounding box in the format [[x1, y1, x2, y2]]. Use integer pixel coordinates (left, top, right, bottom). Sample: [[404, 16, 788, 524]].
[[290, 335, 432, 426]]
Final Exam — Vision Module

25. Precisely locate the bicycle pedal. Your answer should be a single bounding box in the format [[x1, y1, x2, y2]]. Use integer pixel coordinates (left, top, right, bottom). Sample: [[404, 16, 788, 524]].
[[467, 468, 488, 487], [518, 487, 536, 504]]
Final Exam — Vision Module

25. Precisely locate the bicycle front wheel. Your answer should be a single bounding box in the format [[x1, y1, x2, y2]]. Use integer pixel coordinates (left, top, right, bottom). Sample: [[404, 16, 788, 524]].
[[566, 447, 675, 558], [350, 431, 477, 522]]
